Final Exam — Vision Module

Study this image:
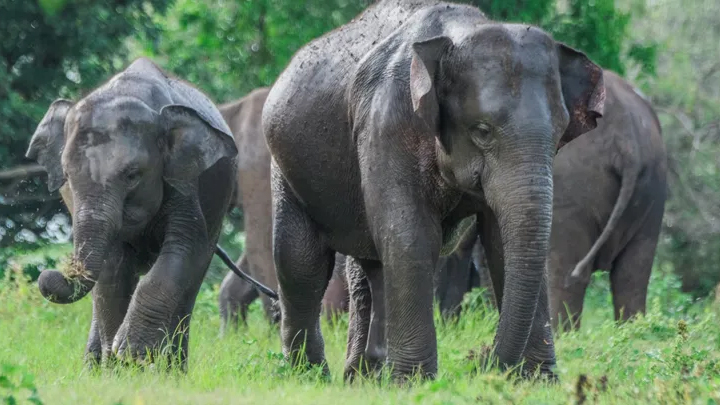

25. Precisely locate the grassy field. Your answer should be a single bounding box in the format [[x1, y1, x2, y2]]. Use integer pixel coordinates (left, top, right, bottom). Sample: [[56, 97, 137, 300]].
[[1, 259, 719, 405]]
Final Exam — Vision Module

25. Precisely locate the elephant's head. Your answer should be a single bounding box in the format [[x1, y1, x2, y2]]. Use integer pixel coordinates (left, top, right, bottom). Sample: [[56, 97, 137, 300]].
[[27, 87, 236, 304], [409, 25, 604, 366]]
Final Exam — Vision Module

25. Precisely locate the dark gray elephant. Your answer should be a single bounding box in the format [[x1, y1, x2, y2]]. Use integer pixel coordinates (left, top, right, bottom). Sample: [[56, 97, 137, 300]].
[[216, 89, 349, 331], [548, 70, 667, 330], [262, 0, 604, 381], [26, 58, 237, 368]]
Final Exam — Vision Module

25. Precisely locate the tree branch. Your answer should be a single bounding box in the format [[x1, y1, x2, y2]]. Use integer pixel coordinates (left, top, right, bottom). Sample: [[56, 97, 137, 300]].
[[0, 164, 46, 181]]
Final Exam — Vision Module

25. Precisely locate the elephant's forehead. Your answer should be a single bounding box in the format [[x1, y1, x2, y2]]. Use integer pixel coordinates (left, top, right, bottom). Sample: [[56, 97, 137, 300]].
[[81, 136, 148, 186]]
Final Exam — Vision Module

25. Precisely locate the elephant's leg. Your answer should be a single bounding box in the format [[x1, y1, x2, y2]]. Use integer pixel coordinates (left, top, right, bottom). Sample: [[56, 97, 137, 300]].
[[112, 196, 214, 367], [548, 267, 590, 331], [366, 198, 440, 379], [610, 228, 660, 322], [547, 226, 594, 332], [273, 174, 334, 372], [218, 255, 260, 334], [363, 259, 386, 371], [90, 246, 140, 365], [322, 253, 349, 322], [472, 239, 497, 307], [479, 213, 505, 311], [436, 251, 473, 321], [343, 256, 373, 380], [85, 312, 101, 368]]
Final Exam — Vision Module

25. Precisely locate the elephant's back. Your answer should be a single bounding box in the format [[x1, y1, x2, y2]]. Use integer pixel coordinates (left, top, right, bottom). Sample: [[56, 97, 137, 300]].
[[261, 1, 445, 258]]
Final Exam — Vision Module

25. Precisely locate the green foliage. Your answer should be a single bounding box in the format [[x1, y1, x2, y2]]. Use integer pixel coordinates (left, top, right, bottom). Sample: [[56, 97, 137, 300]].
[[129, 0, 369, 103], [623, 0, 720, 297], [467, 0, 658, 77], [470, 0, 554, 23], [0, 363, 43, 405]]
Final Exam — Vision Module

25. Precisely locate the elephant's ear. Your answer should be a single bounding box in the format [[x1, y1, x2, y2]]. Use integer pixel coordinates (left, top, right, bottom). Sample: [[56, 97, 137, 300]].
[[25, 99, 73, 192], [160, 105, 238, 195], [556, 43, 606, 150], [410, 36, 452, 151]]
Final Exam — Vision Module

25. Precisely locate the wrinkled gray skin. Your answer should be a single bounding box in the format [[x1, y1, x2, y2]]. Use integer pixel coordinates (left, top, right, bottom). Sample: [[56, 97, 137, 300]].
[[215, 88, 349, 332], [26, 58, 237, 369], [263, 0, 604, 380], [548, 71, 667, 330]]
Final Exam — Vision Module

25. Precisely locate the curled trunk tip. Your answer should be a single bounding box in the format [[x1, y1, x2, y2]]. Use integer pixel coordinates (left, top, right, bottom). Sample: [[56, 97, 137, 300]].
[[37, 256, 95, 304]]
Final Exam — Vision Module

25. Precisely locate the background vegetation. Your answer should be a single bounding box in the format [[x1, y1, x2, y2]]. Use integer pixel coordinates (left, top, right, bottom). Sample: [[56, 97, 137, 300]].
[[0, 0, 719, 402]]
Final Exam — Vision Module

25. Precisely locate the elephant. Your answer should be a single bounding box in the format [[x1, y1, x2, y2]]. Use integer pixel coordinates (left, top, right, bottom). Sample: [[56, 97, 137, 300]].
[[262, 0, 605, 381], [547, 70, 667, 330], [26, 58, 238, 369], [215, 88, 350, 332]]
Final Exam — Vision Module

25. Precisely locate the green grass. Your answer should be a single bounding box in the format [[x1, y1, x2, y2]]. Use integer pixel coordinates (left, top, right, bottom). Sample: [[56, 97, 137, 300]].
[[1, 262, 720, 404]]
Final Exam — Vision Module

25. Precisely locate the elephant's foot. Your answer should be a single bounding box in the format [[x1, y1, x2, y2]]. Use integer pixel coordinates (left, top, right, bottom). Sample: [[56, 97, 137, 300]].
[[111, 319, 187, 371], [343, 348, 387, 382], [83, 348, 102, 371], [467, 345, 558, 382], [520, 355, 558, 382]]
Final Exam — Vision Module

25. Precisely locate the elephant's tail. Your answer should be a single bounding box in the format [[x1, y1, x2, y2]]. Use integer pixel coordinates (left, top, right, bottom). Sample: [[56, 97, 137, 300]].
[[568, 166, 639, 282], [215, 244, 279, 300]]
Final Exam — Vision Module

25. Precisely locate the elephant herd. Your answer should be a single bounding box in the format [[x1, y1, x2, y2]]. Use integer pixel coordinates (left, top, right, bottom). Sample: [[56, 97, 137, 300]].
[[26, 0, 667, 382]]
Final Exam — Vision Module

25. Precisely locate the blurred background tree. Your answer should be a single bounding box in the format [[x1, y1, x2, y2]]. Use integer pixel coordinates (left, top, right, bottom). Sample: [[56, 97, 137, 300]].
[[1, 0, 718, 298]]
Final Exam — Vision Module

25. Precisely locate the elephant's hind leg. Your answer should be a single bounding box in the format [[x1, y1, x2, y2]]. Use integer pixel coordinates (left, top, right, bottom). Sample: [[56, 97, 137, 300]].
[[218, 255, 260, 334], [273, 171, 334, 373], [610, 221, 661, 322], [344, 257, 385, 380]]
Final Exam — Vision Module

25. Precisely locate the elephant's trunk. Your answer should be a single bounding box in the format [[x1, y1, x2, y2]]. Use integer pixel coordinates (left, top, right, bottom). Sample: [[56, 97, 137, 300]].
[[38, 198, 120, 304], [485, 160, 554, 369]]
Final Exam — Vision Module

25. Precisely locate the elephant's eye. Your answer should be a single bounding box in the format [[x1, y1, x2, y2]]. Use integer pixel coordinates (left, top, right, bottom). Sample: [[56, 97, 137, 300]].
[[471, 122, 493, 148], [125, 168, 141, 187]]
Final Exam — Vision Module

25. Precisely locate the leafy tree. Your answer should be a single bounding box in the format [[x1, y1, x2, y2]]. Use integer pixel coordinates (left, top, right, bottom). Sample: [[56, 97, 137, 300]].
[[129, 0, 370, 103], [626, 0, 720, 297], [0, 0, 173, 247]]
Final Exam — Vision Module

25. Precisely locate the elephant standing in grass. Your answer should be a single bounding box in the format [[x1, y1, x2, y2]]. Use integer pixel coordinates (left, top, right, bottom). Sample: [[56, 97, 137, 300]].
[[263, 0, 604, 380], [216, 88, 349, 331], [548, 71, 667, 330], [26, 58, 238, 368]]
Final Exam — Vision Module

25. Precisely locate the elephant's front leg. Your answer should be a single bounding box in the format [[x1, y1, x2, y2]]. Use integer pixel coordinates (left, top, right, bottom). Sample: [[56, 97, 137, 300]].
[[366, 190, 441, 379], [112, 198, 212, 368], [86, 245, 139, 368]]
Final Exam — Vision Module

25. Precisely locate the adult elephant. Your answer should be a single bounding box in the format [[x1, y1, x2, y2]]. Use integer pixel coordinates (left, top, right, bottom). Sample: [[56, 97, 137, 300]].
[[262, 0, 604, 381], [216, 88, 349, 331], [548, 70, 667, 330], [26, 58, 237, 368]]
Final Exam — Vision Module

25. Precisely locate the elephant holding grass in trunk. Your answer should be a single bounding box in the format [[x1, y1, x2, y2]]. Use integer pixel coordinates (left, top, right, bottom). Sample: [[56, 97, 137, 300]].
[[263, 0, 604, 381], [26, 58, 238, 368], [216, 88, 348, 332]]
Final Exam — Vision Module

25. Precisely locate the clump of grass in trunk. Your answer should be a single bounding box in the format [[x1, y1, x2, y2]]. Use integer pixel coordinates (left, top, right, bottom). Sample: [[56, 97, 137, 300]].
[[57, 254, 92, 300]]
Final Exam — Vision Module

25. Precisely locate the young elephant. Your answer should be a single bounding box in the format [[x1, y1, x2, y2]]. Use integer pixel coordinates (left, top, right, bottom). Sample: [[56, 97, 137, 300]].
[[26, 58, 237, 368], [263, 0, 604, 380], [548, 70, 667, 330], [216, 88, 349, 332]]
